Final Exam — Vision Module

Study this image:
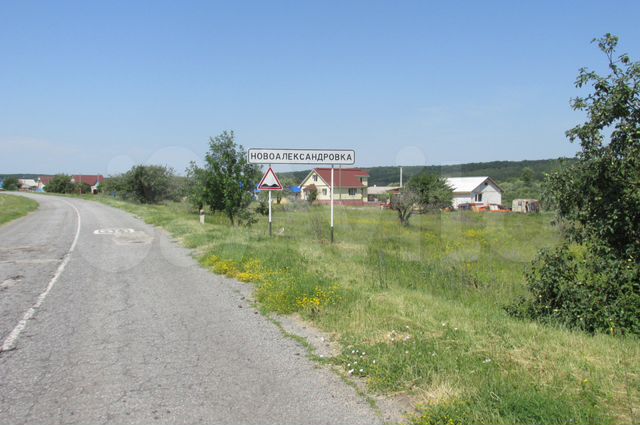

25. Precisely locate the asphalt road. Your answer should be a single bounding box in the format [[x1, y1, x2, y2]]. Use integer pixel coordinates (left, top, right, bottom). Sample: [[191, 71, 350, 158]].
[[0, 194, 381, 425]]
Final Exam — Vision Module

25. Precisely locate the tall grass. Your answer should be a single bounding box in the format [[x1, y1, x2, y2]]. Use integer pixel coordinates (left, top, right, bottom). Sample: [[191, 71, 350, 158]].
[[0, 194, 38, 226], [96, 196, 639, 424]]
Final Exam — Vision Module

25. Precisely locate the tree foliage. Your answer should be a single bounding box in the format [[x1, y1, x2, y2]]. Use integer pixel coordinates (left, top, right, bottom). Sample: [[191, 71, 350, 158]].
[[405, 172, 453, 212], [102, 166, 179, 203], [305, 184, 318, 204], [187, 131, 259, 225], [123, 165, 178, 204], [44, 174, 76, 193], [515, 34, 640, 334], [391, 173, 452, 226], [2, 177, 19, 191], [391, 189, 420, 226]]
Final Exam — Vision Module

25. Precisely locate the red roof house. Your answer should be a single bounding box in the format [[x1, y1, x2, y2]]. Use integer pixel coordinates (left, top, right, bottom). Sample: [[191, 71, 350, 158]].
[[299, 168, 369, 205]]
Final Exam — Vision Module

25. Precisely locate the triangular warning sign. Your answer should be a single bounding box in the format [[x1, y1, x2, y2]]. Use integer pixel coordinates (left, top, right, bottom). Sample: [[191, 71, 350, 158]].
[[258, 167, 283, 191]]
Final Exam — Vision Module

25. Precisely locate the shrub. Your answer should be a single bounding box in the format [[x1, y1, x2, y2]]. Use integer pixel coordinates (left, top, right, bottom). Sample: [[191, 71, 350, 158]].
[[512, 244, 640, 335], [44, 174, 75, 193], [513, 34, 640, 334]]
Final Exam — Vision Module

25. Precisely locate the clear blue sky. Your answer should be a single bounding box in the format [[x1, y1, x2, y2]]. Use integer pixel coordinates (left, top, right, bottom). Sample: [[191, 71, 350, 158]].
[[1, 0, 639, 175]]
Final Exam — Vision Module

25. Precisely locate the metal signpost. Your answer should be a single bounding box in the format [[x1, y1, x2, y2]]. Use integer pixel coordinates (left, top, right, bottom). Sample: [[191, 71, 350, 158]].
[[257, 166, 283, 236], [248, 148, 356, 242]]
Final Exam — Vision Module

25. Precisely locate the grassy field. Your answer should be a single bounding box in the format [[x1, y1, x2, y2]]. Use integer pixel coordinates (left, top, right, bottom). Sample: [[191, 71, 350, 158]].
[[0, 193, 38, 226], [93, 196, 639, 424]]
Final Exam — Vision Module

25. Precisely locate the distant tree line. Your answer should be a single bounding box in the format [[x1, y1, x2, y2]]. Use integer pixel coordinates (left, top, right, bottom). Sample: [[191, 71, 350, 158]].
[[279, 158, 574, 188]]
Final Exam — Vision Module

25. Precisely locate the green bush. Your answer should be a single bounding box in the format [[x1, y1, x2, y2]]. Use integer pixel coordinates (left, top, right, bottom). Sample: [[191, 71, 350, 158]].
[[44, 174, 76, 193], [512, 35, 640, 335], [511, 244, 640, 335]]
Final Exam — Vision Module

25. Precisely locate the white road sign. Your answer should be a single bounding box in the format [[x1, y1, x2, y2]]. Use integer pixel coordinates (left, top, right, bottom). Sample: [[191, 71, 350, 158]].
[[247, 148, 355, 165]]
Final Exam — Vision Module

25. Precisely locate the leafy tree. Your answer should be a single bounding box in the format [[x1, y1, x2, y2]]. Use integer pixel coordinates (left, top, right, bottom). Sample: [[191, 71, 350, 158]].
[[187, 131, 260, 225], [44, 174, 75, 193], [77, 182, 92, 194], [101, 175, 127, 197], [276, 177, 296, 204], [514, 34, 640, 334], [405, 172, 453, 212], [255, 191, 270, 215], [122, 165, 177, 204], [521, 167, 534, 184], [305, 184, 318, 204], [2, 177, 19, 191], [391, 189, 420, 226]]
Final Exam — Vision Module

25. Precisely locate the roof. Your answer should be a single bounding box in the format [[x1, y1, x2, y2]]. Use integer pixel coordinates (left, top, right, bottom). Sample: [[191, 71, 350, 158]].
[[368, 185, 400, 195], [445, 176, 503, 193], [302, 168, 369, 188], [18, 179, 38, 187], [39, 175, 105, 186]]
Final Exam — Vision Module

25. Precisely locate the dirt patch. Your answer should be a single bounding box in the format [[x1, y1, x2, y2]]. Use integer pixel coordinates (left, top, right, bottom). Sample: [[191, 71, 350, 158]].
[[275, 313, 342, 358]]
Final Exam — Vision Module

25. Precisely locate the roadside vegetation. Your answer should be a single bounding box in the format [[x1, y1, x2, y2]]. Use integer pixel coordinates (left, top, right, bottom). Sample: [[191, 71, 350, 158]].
[[0, 194, 38, 226], [511, 34, 640, 336], [35, 33, 638, 423], [89, 195, 639, 424]]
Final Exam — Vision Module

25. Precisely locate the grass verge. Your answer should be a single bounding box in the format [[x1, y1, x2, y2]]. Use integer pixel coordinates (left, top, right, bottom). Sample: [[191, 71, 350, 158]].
[[0, 193, 38, 226], [92, 195, 639, 424]]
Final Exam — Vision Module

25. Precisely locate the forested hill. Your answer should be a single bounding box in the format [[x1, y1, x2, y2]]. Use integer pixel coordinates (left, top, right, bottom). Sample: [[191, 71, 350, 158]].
[[281, 158, 574, 186]]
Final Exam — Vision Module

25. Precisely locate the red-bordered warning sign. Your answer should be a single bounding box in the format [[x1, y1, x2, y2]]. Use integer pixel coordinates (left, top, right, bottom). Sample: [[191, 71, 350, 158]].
[[257, 167, 283, 191]]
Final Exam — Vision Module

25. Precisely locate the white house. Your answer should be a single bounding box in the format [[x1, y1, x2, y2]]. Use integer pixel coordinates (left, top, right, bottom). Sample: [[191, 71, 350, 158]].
[[445, 177, 503, 209], [18, 179, 38, 191]]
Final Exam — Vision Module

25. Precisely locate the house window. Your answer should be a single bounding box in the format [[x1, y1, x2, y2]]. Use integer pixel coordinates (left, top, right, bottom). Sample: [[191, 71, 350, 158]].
[[322, 188, 327, 195], [475, 193, 483, 202], [348, 188, 357, 196], [313, 175, 318, 182]]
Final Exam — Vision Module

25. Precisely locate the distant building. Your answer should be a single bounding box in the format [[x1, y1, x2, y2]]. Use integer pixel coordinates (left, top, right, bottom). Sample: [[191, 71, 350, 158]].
[[445, 177, 503, 209], [299, 168, 369, 205], [367, 185, 400, 203], [18, 179, 38, 191], [39, 175, 105, 194], [512, 199, 540, 213]]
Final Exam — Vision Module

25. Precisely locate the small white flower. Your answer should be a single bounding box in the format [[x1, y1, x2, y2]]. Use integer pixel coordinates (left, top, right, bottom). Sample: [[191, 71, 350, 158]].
[[348, 369, 354, 375], [347, 363, 351, 367], [362, 352, 365, 355], [441, 322, 446, 327], [454, 327, 458, 331], [351, 350, 355, 354], [319, 354, 324, 358], [405, 351, 409, 354], [372, 360, 376, 364], [483, 358, 492, 363], [359, 368, 363, 373], [432, 352, 437, 357]]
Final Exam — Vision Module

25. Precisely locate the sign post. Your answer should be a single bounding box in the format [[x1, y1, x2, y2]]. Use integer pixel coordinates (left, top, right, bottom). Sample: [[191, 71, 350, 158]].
[[330, 165, 334, 243], [257, 166, 283, 237], [248, 148, 355, 243], [268, 191, 272, 236]]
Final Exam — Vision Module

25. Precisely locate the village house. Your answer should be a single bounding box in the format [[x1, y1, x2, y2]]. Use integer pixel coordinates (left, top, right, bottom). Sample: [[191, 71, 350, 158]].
[[39, 175, 105, 194], [17, 179, 38, 191], [299, 168, 369, 205], [445, 176, 503, 209], [367, 185, 400, 203]]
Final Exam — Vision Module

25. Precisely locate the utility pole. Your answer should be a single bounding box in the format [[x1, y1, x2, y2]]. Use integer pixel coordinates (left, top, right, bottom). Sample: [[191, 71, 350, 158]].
[[400, 166, 403, 188]]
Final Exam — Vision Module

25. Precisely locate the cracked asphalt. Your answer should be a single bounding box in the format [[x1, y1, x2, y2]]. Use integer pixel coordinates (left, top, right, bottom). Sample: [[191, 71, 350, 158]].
[[0, 194, 382, 425]]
